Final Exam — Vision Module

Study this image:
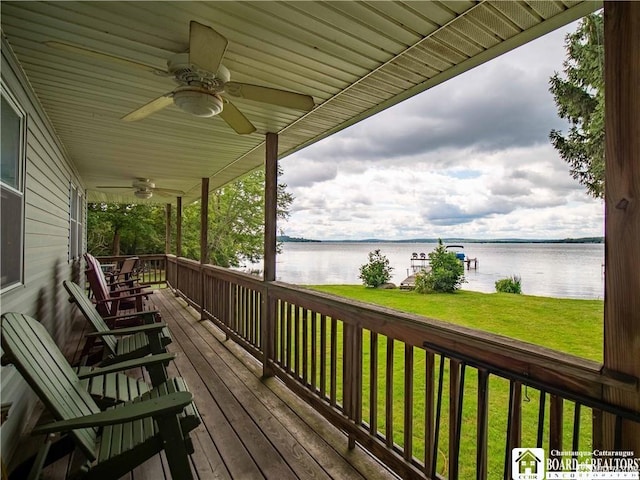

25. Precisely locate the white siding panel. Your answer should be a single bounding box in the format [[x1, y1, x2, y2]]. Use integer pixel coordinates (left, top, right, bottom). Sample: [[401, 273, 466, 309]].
[[0, 38, 85, 465]]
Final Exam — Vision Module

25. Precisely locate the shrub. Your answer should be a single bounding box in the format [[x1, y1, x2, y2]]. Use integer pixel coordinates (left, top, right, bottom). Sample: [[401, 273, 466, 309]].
[[359, 249, 393, 288], [415, 240, 465, 293], [495, 275, 522, 294]]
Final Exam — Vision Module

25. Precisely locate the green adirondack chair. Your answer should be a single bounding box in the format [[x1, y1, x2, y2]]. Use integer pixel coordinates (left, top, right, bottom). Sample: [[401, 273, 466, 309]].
[[1, 312, 200, 480], [64, 281, 171, 377]]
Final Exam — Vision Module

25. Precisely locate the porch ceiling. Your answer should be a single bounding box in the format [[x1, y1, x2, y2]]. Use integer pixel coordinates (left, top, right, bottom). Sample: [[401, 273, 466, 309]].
[[1, 1, 599, 204]]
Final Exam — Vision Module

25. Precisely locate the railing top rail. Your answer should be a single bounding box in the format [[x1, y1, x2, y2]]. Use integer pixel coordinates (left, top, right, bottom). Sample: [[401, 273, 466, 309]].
[[95, 254, 167, 261], [202, 264, 265, 291]]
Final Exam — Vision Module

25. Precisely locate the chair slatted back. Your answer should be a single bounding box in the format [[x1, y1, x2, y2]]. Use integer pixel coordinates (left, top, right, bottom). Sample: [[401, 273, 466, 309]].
[[116, 257, 139, 281], [84, 253, 113, 316], [63, 280, 118, 355], [1, 313, 99, 460]]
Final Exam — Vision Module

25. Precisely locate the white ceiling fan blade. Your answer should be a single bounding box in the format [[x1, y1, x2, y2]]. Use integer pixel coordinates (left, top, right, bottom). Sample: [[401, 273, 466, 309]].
[[121, 93, 174, 122], [45, 41, 169, 76], [96, 186, 131, 189], [219, 101, 256, 135], [224, 82, 314, 111], [189, 21, 228, 73]]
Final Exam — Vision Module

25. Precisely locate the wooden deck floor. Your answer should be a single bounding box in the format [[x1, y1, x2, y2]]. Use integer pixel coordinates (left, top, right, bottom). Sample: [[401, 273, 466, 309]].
[[34, 288, 398, 480]]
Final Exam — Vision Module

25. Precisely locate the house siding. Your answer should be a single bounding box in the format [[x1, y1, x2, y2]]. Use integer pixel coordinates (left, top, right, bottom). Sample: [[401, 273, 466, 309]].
[[1, 37, 86, 465]]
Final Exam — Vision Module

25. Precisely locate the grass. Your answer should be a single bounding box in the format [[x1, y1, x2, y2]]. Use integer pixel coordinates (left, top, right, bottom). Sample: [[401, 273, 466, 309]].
[[311, 286, 603, 361], [296, 286, 604, 477]]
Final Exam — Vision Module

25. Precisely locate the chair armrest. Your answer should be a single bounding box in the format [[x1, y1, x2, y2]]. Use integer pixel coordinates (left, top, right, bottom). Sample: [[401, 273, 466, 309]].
[[95, 291, 149, 304], [76, 353, 175, 379], [103, 310, 160, 323], [84, 322, 167, 337], [32, 392, 193, 434]]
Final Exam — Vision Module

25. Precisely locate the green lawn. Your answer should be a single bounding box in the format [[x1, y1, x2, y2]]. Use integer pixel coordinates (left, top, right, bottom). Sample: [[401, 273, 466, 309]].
[[302, 286, 604, 477], [311, 286, 603, 361]]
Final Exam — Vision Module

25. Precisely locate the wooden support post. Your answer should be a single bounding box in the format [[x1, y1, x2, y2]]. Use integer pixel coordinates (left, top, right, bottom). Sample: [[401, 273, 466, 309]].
[[264, 132, 278, 282], [200, 178, 209, 320], [176, 196, 182, 257], [165, 203, 172, 254], [262, 132, 278, 377], [602, 1, 640, 451]]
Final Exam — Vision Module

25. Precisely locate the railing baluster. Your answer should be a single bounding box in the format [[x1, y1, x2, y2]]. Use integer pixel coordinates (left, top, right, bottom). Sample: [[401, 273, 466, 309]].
[[349, 324, 363, 449], [505, 381, 522, 480], [449, 359, 464, 480], [287, 303, 293, 373], [279, 300, 285, 365], [477, 369, 489, 480], [320, 314, 327, 398], [572, 403, 581, 462], [303, 308, 309, 385], [431, 355, 445, 477], [404, 345, 414, 462], [370, 332, 378, 436], [385, 337, 394, 449], [330, 317, 337, 407], [294, 306, 301, 378], [537, 390, 546, 448], [343, 323, 352, 421], [425, 350, 435, 479], [550, 395, 563, 452], [311, 310, 317, 391]]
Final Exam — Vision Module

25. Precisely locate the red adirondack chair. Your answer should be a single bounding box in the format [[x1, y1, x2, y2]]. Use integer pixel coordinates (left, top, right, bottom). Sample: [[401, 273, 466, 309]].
[[84, 253, 152, 325]]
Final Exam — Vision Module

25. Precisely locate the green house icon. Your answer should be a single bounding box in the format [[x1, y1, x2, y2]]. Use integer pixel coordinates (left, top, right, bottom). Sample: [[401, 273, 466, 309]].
[[516, 449, 541, 475]]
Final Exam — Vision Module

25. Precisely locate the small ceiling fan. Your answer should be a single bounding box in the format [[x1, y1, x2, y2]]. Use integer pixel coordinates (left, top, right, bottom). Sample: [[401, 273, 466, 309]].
[[96, 179, 185, 200], [46, 21, 315, 134]]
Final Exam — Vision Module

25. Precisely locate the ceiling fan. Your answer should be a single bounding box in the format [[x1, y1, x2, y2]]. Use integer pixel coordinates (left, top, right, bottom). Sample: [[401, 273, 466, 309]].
[[46, 21, 315, 134], [96, 179, 185, 200]]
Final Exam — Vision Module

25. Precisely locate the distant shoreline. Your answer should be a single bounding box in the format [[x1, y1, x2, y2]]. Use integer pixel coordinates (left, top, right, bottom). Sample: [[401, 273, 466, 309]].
[[277, 235, 604, 244]]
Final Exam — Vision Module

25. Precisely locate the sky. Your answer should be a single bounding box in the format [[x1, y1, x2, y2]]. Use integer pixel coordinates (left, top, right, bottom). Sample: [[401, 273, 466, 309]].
[[279, 20, 604, 241]]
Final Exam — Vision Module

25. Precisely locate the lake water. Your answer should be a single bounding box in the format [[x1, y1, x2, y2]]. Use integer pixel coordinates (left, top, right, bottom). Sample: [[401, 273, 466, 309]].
[[264, 242, 604, 300]]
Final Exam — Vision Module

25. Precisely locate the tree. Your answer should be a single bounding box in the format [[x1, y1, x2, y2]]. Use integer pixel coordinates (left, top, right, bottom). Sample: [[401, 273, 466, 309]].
[[359, 249, 393, 288], [549, 13, 604, 198], [414, 240, 465, 293], [181, 168, 293, 268], [87, 203, 165, 255]]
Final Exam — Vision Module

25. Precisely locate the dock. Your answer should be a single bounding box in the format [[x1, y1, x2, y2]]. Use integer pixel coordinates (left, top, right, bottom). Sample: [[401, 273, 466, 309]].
[[400, 252, 430, 289], [399, 250, 478, 289]]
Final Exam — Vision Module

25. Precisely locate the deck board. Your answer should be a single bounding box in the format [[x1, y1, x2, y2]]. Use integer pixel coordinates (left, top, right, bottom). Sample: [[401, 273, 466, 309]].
[[24, 288, 398, 480]]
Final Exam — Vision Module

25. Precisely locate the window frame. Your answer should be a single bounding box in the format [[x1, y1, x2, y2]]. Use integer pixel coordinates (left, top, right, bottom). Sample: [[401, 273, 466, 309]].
[[1, 83, 27, 293], [69, 183, 84, 261]]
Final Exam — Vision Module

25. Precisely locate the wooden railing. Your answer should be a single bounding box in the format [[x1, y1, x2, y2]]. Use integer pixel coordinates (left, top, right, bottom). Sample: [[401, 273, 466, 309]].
[[96, 254, 167, 286], [166, 256, 640, 480]]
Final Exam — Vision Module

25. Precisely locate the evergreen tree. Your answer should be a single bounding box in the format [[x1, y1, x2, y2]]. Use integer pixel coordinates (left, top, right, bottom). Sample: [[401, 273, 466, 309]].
[[549, 13, 604, 198]]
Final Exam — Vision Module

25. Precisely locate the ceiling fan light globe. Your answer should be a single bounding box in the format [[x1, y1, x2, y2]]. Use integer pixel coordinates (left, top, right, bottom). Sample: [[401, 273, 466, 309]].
[[134, 189, 153, 199], [173, 90, 223, 117]]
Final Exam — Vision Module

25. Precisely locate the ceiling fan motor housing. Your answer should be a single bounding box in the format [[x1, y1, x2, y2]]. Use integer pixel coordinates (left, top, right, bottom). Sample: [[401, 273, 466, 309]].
[[173, 89, 223, 117], [134, 189, 153, 199]]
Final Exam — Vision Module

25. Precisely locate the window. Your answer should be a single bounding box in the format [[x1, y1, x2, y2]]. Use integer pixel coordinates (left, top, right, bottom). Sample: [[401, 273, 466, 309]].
[[69, 184, 83, 260], [1, 87, 26, 291]]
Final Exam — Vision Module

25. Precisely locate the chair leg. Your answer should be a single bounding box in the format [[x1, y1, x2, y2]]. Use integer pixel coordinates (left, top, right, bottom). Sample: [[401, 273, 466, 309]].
[[155, 415, 193, 480]]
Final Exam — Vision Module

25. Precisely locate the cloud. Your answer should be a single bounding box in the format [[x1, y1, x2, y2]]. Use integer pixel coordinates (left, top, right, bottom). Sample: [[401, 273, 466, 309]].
[[277, 22, 604, 241], [281, 158, 337, 188]]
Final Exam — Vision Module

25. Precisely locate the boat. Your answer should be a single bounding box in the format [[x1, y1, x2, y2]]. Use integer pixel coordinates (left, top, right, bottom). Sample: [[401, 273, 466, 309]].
[[445, 244, 478, 270], [445, 244, 467, 261]]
